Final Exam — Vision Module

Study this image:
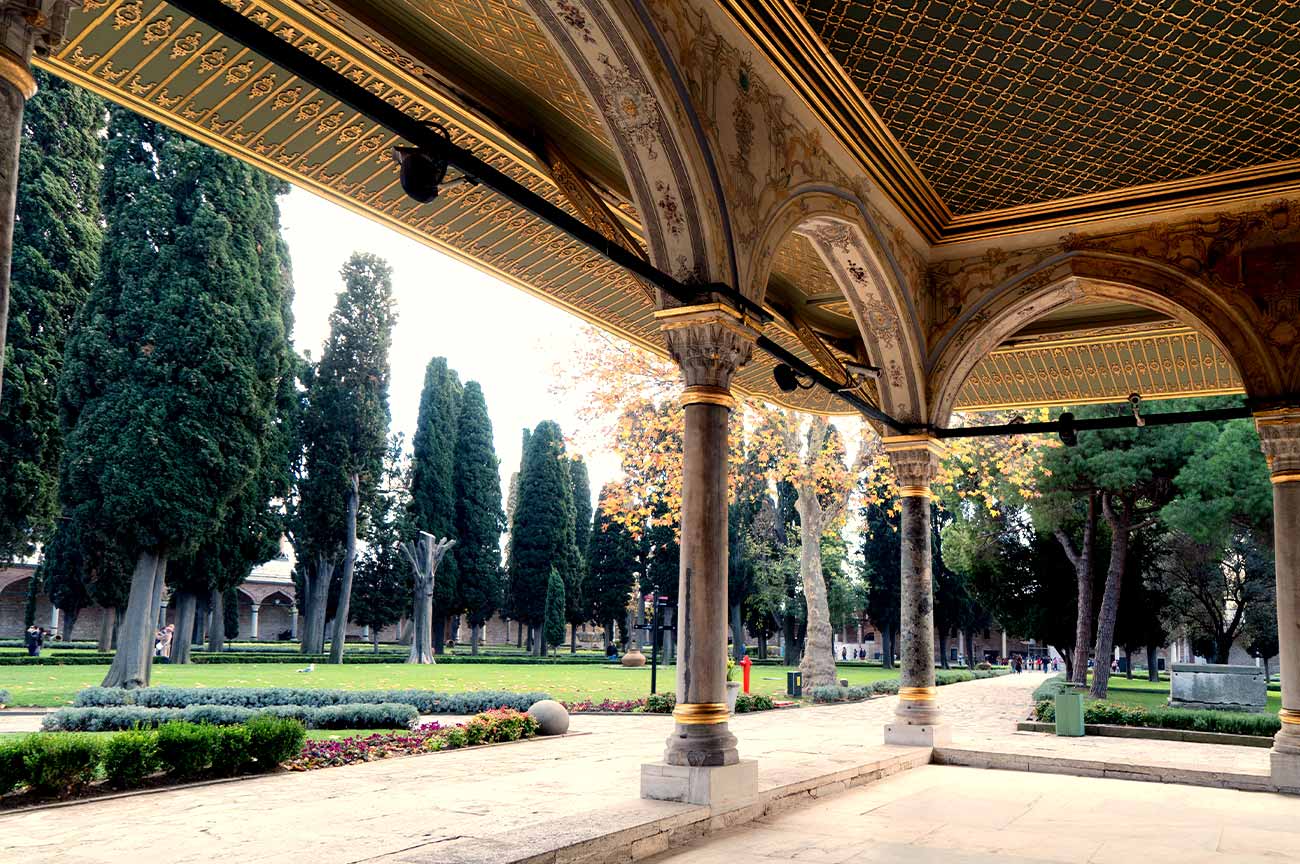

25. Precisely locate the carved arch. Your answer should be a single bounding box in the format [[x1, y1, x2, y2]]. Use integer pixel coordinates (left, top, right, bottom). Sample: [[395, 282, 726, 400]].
[[749, 187, 928, 424], [928, 251, 1283, 426], [523, 0, 734, 289]]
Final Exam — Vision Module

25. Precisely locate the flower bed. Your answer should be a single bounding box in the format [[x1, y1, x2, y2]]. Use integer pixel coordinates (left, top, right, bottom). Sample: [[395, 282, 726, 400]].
[[74, 686, 547, 714], [43, 701, 420, 732], [559, 693, 777, 714], [285, 708, 540, 770]]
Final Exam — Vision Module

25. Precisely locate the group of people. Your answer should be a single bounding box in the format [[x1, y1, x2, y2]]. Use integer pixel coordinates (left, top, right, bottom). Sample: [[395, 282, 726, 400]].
[[153, 624, 175, 658], [1007, 654, 1059, 673], [839, 646, 874, 661], [22, 625, 50, 656]]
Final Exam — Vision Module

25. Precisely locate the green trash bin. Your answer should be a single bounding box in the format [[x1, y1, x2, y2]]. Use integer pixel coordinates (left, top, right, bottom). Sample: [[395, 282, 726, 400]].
[[1055, 692, 1085, 737]]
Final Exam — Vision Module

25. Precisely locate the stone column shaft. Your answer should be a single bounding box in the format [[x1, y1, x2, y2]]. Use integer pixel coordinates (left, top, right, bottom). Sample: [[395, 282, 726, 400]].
[[1257, 409, 1300, 787], [250, 603, 260, 640], [655, 303, 755, 768], [883, 435, 949, 745]]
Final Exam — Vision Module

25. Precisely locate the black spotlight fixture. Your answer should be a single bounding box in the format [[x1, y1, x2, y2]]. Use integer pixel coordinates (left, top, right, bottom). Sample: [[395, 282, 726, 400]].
[[773, 363, 814, 393], [1058, 411, 1078, 447], [392, 123, 476, 203]]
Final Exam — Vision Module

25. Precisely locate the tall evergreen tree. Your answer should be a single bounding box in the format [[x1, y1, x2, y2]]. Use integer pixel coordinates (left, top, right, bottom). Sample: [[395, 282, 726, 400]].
[[350, 435, 412, 651], [507, 421, 580, 654], [0, 73, 104, 561], [61, 110, 292, 687], [408, 357, 462, 653], [565, 456, 592, 651], [860, 479, 901, 669], [453, 381, 502, 654], [587, 485, 638, 653], [543, 567, 567, 650], [295, 253, 395, 662]]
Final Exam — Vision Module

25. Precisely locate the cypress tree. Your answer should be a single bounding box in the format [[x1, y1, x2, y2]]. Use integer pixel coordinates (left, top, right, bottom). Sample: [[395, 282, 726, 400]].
[[565, 456, 592, 651], [543, 567, 567, 650], [453, 381, 503, 654], [508, 421, 580, 654], [296, 253, 395, 662], [408, 357, 462, 653], [61, 110, 291, 687], [0, 73, 104, 561], [587, 484, 638, 652]]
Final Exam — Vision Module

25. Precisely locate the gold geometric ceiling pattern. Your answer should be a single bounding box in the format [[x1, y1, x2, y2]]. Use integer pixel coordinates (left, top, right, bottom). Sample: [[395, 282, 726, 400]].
[[793, 0, 1300, 215], [954, 325, 1242, 411]]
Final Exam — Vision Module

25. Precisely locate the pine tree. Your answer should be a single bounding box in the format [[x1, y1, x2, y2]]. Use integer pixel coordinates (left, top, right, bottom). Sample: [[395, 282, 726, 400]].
[[61, 111, 293, 688], [453, 381, 502, 654], [508, 421, 580, 654], [407, 357, 462, 653], [543, 567, 567, 650], [587, 484, 638, 652], [295, 253, 396, 662], [0, 73, 104, 561], [565, 456, 592, 651]]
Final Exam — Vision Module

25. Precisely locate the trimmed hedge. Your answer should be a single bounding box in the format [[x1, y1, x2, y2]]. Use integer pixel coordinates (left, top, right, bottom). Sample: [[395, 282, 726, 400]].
[[810, 684, 877, 703], [0, 718, 307, 799], [810, 669, 1007, 704], [43, 701, 418, 732], [1031, 674, 1071, 703], [1033, 699, 1282, 737], [0, 688, 9, 705], [75, 686, 547, 714], [734, 693, 775, 713]]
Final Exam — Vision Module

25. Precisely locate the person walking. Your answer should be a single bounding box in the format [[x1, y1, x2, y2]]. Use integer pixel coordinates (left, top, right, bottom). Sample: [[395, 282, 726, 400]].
[[24, 625, 38, 656]]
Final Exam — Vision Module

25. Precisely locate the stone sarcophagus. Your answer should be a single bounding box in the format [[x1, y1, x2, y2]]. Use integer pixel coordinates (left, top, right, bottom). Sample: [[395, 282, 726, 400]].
[[1169, 664, 1268, 713]]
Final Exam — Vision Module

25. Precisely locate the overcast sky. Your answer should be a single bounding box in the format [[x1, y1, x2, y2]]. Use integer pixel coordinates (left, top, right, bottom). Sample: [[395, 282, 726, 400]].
[[278, 185, 621, 508]]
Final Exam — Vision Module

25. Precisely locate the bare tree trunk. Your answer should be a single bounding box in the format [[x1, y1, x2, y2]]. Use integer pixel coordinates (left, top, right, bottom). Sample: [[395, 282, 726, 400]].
[[409, 582, 434, 663], [302, 557, 333, 655], [432, 614, 446, 655], [170, 590, 197, 664], [1090, 495, 1132, 700], [1058, 492, 1098, 686], [207, 588, 225, 653], [570, 625, 577, 654], [371, 629, 379, 653], [730, 604, 745, 661], [1062, 649, 1074, 681], [97, 608, 116, 652], [471, 622, 481, 654], [329, 476, 361, 664], [1146, 644, 1159, 682], [1124, 647, 1133, 679], [60, 607, 80, 642], [880, 628, 893, 670], [938, 632, 951, 669], [402, 533, 453, 664], [102, 551, 167, 689]]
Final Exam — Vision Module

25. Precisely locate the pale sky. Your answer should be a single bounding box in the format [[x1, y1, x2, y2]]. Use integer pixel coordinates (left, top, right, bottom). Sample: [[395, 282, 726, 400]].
[[278, 185, 620, 508]]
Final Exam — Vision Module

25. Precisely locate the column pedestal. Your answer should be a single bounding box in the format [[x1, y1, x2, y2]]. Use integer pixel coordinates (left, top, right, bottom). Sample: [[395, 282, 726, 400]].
[[882, 435, 950, 748], [1257, 409, 1300, 791]]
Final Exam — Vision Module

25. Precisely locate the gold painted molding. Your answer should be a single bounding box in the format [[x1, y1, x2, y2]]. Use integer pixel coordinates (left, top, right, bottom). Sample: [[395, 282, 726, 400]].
[[1271, 473, 1300, 486], [897, 485, 932, 499], [671, 702, 730, 725], [680, 385, 737, 411], [881, 434, 947, 457], [0, 49, 37, 99], [1280, 708, 1300, 726], [898, 686, 937, 702]]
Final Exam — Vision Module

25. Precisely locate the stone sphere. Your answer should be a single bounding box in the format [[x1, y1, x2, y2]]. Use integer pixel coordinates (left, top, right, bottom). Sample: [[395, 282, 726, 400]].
[[528, 699, 570, 736], [621, 649, 647, 667]]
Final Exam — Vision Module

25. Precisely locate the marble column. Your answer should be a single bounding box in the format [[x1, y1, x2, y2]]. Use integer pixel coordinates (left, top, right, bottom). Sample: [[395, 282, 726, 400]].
[[1257, 408, 1300, 789], [0, 1, 73, 396], [290, 605, 299, 639], [640, 304, 758, 807], [882, 435, 950, 746], [250, 603, 260, 640]]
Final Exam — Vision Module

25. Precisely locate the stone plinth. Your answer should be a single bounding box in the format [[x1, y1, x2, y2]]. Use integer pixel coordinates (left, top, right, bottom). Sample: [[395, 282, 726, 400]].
[[640, 759, 757, 808], [884, 722, 952, 747], [1170, 663, 1267, 712]]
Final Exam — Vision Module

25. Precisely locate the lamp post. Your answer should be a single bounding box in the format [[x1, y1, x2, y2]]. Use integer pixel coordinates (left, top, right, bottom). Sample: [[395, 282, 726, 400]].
[[637, 595, 676, 695]]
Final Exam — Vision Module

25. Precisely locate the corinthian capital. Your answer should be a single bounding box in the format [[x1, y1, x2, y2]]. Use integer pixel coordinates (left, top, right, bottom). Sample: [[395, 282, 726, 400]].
[[1, 0, 74, 61], [882, 435, 946, 496], [1256, 407, 1300, 479], [655, 303, 757, 392]]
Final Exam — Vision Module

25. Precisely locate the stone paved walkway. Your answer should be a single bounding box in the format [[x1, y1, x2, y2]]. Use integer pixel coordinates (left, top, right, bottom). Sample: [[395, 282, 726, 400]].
[[644, 763, 1300, 864], [0, 672, 1278, 864]]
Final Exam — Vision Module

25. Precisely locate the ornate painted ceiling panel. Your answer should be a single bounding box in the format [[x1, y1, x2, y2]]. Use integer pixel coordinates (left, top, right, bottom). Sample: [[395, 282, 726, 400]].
[[953, 325, 1243, 411], [793, 0, 1300, 215]]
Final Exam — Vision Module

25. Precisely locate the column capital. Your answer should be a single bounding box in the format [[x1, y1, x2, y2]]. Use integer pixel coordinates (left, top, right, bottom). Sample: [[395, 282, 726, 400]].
[[1256, 407, 1300, 481], [655, 303, 758, 392], [882, 434, 947, 497], [0, 1, 75, 95]]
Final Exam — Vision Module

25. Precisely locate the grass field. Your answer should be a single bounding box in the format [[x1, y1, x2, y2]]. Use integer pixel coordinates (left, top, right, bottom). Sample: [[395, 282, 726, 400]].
[[0, 661, 904, 707], [1087, 673, 1282, 715]]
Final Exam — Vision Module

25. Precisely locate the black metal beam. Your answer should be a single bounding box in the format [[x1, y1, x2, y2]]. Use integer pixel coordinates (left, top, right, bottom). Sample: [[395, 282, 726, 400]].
[[932, 404, 1253, 439], [165, 0, 918, 429]]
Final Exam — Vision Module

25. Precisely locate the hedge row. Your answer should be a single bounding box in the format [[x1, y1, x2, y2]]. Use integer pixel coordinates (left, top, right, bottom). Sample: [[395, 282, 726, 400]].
[[43, 702, 420, 732], [0, 652, 618, 666], [809, 669, 1008, 705], [1031, 674, 1071, 703], [75, 686, 548, 714], [0, 640, 100, 650], [1033, 699, 1282, 737], [0, 716, 306, 798]]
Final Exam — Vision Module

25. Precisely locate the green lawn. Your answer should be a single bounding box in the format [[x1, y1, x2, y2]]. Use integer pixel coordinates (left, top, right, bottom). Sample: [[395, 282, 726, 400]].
[[1087, 674, 1282, 715], [0, 661, 903, 707]]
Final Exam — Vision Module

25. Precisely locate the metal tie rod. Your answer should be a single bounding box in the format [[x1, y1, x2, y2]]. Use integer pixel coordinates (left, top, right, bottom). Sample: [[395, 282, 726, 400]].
[[932, 404, 1252, 439]]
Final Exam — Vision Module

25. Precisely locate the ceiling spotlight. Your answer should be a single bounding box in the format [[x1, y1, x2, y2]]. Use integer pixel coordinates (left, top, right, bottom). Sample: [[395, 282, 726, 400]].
[[843, 361, 881, 382], [1128, 393, 1145, 427], [392, 123, 476, 203], [774, 364, 814, 393], [1058, 411, 1077, 447]]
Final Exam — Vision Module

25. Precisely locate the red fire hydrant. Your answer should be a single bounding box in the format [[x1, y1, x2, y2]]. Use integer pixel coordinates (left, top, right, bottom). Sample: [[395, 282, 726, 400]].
[[740, 655, 752, 694]]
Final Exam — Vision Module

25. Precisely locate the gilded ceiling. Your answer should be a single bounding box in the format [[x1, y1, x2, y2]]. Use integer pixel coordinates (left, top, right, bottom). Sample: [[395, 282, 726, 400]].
[[793, 0, 1300, 215]]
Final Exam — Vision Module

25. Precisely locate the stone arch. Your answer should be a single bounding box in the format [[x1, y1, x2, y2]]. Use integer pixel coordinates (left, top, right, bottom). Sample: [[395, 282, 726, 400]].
[[928, 251, 1283, 426], [749, 186, 928, 424], [523, 0, 735, 289]]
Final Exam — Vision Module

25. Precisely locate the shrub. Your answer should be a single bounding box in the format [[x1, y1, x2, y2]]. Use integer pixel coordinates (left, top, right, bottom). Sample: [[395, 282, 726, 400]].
[[211, 725, 254, 776], [0, 688, 9, 706], [21, 734, 103, 797], [463, 708, 539, 744], [43, 705, 181, 733], [309, 702, 418, 730], [734, 693, 775, 713], [562, 698, 645, 713], [975, 662, 992, 670], [1031, 675, 1071, 703], [0, 737, 26, 794], [77, 686, 549, 714], [644, 692, 676, 714], [180, 705, 257, 727], [871, 680, 900, 695], [156, 722, 219, 780], [102, 729, 160, 789], [245, 715, 306, 770], [72, 687, 132, 707], [1032, 698, 1281, 737], [809, 685, 873, 704]]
